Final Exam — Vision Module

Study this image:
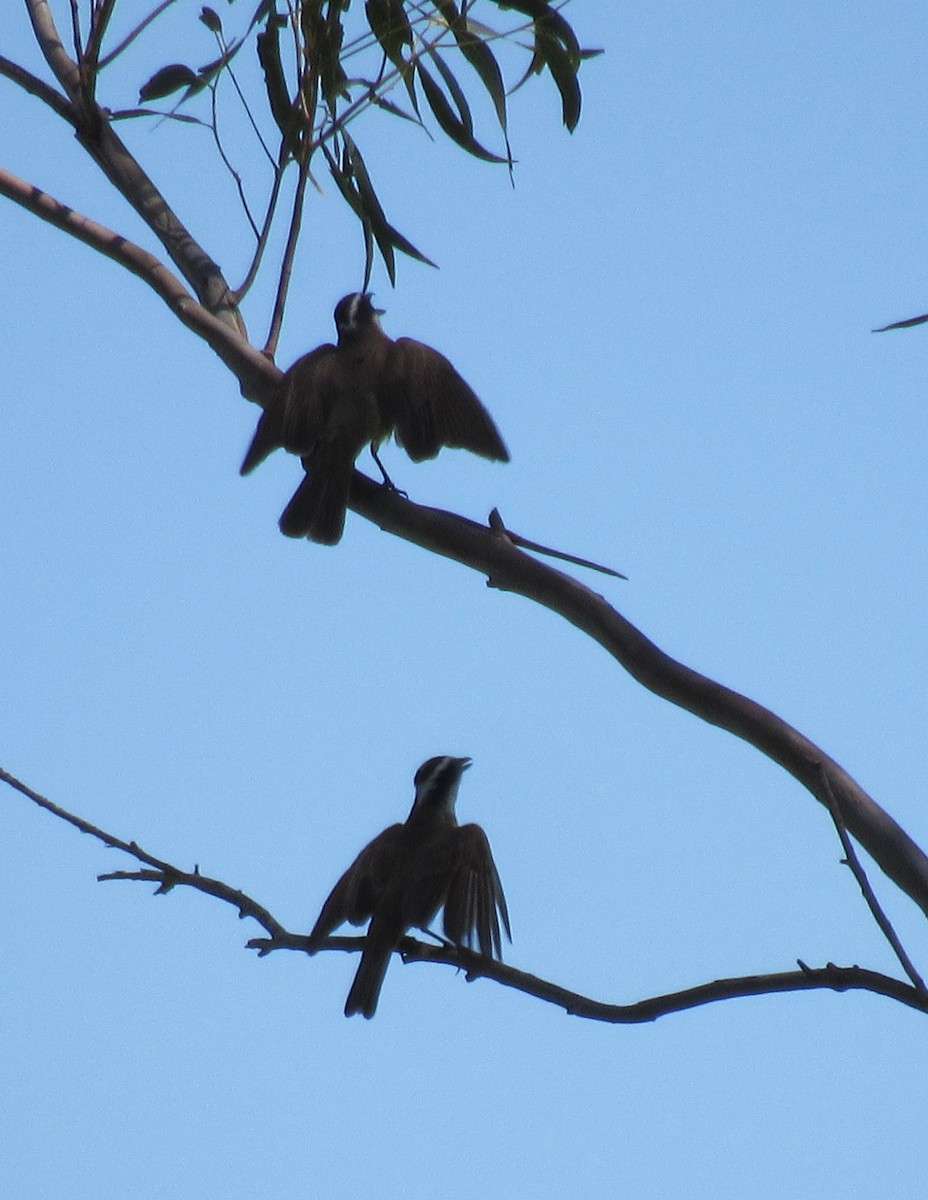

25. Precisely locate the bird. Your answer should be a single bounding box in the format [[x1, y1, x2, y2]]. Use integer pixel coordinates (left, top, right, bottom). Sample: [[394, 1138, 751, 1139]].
[[307, 755, 511, 1018], [240, 293, 510, 544]]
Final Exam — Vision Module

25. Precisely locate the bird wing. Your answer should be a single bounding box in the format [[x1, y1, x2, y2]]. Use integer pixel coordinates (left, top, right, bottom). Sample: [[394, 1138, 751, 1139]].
[[440, 823, 511, 960], [306, 822, 406, 948], [381, 338, 510, 463], [240, 344, 338, 474]]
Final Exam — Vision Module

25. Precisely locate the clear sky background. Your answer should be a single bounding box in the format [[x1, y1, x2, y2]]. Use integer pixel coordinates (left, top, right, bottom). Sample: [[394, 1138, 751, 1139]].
[[3, 3, 928, 1197]]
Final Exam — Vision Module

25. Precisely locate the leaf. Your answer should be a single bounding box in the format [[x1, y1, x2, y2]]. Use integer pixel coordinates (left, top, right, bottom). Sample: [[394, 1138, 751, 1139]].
[[432, 0, 507, 132], [257, 17, 299, 152], [873, 313, 928, 332], [329, 134, 438, 282], [110, 108, 209, 127], [138, 63, 203, 103], [200, 7, 222, 34], [494, 0, 580, 58], [427, 46, 474, 137], [364, 0, 419, 114], [364, 0, 412, 70], [300, 0, 349, 109], [369, 93, 429, 131], [196, 37, 249, 87], [415, 60, 510, 163], [536, 27, 581, 131]]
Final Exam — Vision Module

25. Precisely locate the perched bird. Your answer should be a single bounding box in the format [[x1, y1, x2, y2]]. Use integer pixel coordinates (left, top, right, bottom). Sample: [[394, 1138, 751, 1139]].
[[241, 293, 510, 544], [307, 755, 511, 1018]]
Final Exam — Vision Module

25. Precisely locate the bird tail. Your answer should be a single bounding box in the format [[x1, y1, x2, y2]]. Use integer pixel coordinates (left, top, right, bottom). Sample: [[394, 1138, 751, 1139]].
[[278, 456, 353, 544], [344, 942, 393, 1019]]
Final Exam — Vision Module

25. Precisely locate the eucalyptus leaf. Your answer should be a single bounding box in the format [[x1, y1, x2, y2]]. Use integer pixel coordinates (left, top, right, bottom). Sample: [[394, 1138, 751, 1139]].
[[138, 63, 203, 103], [415, 61, 509, 163]]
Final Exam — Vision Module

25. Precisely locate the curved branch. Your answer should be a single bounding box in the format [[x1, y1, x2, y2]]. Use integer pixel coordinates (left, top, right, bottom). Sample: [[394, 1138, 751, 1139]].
[[0, 166, 274, 402], [5, 19, 927, 927], [3, 149, 924, 922], [345, 477, 928, 920], [25, 0, 243, 332], [4, 767, 924, 1024]]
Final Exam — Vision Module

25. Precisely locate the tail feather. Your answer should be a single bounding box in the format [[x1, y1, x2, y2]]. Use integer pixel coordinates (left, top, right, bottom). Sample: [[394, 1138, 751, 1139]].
[[278, 456, 353, 544], [344, 944, 393, 1019]]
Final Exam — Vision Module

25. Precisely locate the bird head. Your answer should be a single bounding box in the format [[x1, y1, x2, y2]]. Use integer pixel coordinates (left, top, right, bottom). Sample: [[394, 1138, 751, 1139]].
[[333, 292, 385, 339], [408, 755, 472, 820]]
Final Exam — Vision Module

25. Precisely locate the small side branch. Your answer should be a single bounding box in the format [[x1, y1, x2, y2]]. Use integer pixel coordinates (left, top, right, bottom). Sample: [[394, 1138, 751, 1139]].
[[818, 763, 927, 994]]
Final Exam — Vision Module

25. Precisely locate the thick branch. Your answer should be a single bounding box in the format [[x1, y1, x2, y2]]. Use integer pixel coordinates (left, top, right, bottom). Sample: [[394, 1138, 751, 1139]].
[[4, 767, 924, 1024], [5, 22, 927, 927], [2, 149, 924, 922], [0, 53, 76, 120], [346, 477, 928, 920], [0, 166, 273, 402], [25, 0, 242, 331]]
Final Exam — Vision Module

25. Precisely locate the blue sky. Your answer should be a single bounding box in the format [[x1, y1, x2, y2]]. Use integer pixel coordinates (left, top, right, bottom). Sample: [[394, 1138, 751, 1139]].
[[3, 3, 928, 1197]]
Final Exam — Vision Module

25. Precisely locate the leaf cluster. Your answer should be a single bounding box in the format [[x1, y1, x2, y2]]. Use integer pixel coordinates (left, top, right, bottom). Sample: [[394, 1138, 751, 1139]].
[[125, 1, 599, 285]]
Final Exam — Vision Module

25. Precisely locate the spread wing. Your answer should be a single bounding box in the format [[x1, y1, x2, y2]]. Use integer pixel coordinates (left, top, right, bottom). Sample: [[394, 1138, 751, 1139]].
[[381, 338, 509, 464], [440, 823, 511, 960], [240, 344, 338, 474], [307, 823, 406, 948]]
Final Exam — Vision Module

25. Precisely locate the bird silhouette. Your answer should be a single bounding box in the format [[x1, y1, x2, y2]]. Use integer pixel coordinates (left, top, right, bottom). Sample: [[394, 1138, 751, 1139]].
[[241, 294, 509, 544], [307, 755, 511, 1018]]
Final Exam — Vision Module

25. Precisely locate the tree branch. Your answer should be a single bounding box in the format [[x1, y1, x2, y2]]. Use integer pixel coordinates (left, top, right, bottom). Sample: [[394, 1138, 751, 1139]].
[[0, 165, 273, 402], [345, 476, 928, 921], [25, 0, 244, 332], [818, 764, 927, 993], [4, 766, 925, 1023], [7, 11, 928, 937], [0, 53, 76, 121], [3, 151, 925, 928]]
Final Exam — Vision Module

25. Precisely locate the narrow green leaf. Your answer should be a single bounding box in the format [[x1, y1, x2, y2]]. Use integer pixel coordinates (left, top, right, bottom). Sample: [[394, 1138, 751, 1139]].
[[369, 93, 428, 130], [344, 133, 437, 277], [426, 47, 474, 137], [138, 63, 202, 102], [110, 108, 209, 126], [536, 27, 581, 130], [364, 0, 412, 70], [415, 61, 509, 163], [257, 18, 299, 152], [494, 0, 580, 58], [873, 312, 928, 332], [433, 0, 507, 132]]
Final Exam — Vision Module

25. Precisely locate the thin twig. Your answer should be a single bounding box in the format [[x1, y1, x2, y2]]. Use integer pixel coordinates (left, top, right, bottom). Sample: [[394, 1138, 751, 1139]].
[[97, 0, 180, 69], [232, 154, 289, 301], [211, 31, 277, 169], [264, 153, 310, 357], [489, 508, 627, 579], [68, 0, 83, 62], [4, 766, 927, 1024], [208, 77, 261, 239], [817, 762, 927, 993]]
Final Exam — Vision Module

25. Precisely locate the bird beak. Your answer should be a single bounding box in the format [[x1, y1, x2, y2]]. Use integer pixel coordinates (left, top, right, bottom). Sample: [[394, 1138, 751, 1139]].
[[458, 757, 473, 772], [364, 292, 386, 317]]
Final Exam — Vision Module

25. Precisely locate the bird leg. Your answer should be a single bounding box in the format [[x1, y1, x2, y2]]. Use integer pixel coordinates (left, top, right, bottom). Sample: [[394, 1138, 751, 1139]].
[[370, 443, 408, 497]]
